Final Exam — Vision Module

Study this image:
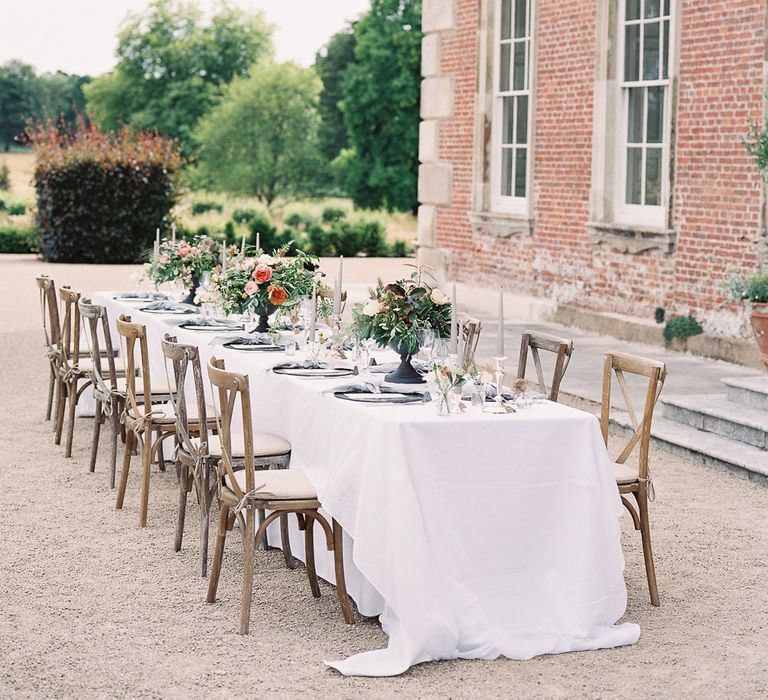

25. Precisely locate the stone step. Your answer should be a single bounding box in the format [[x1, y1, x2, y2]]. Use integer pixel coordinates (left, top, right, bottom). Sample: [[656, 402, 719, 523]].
[[610, 412, 768, 485], [661, 393, 768, 449], [721, 375, 768, 410]]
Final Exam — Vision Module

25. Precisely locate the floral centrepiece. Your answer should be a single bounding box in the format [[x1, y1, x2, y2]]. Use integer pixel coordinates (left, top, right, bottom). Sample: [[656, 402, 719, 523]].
[[207, 245, 320, 320], [145, 234, 218, 288]]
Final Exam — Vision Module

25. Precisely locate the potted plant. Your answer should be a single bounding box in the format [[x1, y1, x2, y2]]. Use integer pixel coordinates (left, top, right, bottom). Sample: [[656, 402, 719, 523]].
[[352, 272, 451, 384], [206, 244, 320, 331], [725, 272, 768, 366], [145, 234, 218, 304]]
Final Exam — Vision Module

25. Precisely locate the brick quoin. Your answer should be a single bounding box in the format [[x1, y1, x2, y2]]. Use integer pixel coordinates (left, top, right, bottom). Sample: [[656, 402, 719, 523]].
[[431, 0, 767, 333]]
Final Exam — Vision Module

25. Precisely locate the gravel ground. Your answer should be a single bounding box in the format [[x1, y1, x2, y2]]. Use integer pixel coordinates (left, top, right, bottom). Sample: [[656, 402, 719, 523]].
[[2, 255, 767, 699]]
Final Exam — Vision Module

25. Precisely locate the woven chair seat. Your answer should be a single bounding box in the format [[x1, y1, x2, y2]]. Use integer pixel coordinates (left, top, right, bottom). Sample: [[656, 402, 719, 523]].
[[192, 433, 290, 459], [614, 462, 639, 485], [224, 468, 317, 501]]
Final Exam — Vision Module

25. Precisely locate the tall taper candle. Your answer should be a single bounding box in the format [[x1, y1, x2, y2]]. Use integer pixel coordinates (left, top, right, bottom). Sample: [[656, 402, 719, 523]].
[[171, 223, 176, 242], [449, 283, 457, 355], [241, 232, 246, 255], [334, 255, 344, 314], [154, 228, 160, 260], [221, 241, 227, 273], [309, 284, 317, 341], [496, 287, 504, 357], [256, 232, 261, 252]]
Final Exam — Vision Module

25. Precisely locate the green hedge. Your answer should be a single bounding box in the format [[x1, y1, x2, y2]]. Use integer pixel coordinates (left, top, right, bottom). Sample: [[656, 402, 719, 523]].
[[0, 225, 38, 253], [31, 119, 181, 263]]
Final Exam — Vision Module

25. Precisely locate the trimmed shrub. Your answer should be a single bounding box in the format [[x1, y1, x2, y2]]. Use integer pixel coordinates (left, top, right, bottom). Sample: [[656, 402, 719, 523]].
[[391, 239, 412, 257], [30, 119, 181, 263], [7, 201, 26, 216], [0, 161, 9, 190], [191, 200, 223, 215], [321, 205, 347, 223], [0, 225, 38, 253], [663, 315, 704, 345], [284, 211, 317, 229], [306, 223, 337, 256], [654, 307, 665, 324], [232, 208, 259, 225]]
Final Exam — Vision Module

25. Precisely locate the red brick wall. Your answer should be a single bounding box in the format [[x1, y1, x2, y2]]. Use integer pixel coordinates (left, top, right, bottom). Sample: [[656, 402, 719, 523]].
[[433, 0, 766, 330]]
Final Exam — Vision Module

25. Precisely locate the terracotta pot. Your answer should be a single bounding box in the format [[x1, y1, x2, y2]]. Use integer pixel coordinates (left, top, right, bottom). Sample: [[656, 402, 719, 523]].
[[750, 303, 768, 367]]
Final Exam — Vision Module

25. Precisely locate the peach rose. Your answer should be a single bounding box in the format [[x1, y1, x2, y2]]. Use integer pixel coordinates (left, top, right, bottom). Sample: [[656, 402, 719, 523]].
[[252, 264, 272, 284], [267, 285, 288, 306], [244, 280, 258, 296], [177, 242, 191, 257]]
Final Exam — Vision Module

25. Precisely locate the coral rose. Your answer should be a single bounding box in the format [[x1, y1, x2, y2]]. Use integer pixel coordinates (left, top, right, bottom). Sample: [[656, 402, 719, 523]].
[[252, 264, 272, 283], [267, 285, 288, 306], [244, 280, 258, 296], [177, 242, 191, 257]]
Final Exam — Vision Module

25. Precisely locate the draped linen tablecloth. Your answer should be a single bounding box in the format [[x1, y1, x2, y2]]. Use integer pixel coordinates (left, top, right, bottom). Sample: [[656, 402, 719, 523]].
[[93, 293, 640, 676]]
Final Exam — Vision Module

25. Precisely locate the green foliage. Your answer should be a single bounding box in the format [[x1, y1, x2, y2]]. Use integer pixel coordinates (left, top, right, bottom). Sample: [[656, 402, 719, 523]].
[[31, 119, 181, 263], [85, 0, 272, 151], [7, 201, 26, 215], [232, 208, 259, 224], [40, 72, 91, 129], [315, 24, 357, 163], [191, 200, 223, 215], [663, 316, 704, 344], [391, 239, 409, 257], [0, 160, 10, 189], [338, 0, 422, 212], [196, 61, 323, 205], [723, 271, 768, 303], [352, 274, 451, 354], [0, 61, 44, 150], [0, 224, 38, 253], [654, 307, 665, 324], [321, 205, 347, 223], [285, 211, 317, 228]]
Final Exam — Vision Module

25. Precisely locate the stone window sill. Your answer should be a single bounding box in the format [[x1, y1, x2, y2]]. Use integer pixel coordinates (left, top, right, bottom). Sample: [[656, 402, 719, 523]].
[[469, 211, 534, 238], [588, 222, 676, 254]]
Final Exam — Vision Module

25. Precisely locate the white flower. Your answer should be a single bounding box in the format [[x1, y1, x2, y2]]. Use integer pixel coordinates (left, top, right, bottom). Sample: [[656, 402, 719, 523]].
[[258, 254, 276, 266], [362, 299, 383, 316], [431, 289, 449, 305]]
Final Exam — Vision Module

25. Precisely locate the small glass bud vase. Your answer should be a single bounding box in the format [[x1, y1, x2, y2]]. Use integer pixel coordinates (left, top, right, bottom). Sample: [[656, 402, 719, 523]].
[[470, 381, 485, 407], [436, 392, 452, 416]]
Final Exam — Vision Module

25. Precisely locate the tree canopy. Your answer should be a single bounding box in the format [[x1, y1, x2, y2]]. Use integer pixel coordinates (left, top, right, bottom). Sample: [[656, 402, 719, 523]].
[[334, 0, 422, 213], [195, 61, 323, 207], [85, 0, 272, 150]]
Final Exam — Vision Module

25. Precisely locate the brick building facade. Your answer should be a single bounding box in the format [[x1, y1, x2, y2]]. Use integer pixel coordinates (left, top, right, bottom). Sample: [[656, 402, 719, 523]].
[[417, 0, 767, 337]]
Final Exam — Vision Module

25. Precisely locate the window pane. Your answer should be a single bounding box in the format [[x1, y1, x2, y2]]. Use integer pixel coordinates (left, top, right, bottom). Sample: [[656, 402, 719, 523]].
[[646, 86, 664, 143], [627, 87, 644, 143], [515, 148, 527, 197], [499, 43, 510, 91], [516, 95, 528, 144], [626, 148, 643, 204], [501, 0, 512, 40], [663, 0, 670, 15], [501, 148, 514, 196], [662, 19, 669, 79], [514, 0, 527, 38], [624, 24, 640, 81], [502, 97, 515, 145], [643, 21, 660, 80], [513, 41, 526, 90], [645, 148, 662, 205], [626, 0, 640, 20], [644, 0, 660, 19]]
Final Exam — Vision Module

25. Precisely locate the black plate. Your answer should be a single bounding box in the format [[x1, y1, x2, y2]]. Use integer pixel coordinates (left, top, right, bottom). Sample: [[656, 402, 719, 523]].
[[178, 321, 244, 332], [222, 339, 283, 352], [273, 366, 355, 378], [333, 391, 426, 404]]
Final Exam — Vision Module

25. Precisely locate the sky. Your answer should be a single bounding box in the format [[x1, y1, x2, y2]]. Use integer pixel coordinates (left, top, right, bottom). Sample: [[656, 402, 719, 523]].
[[0, 0, 370, 76]]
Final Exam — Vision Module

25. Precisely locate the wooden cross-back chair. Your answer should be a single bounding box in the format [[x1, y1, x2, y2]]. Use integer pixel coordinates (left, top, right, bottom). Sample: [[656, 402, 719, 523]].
[[36, 275, 62, 426], [600, 350, 667, 607], [516, 330, 574, 402], [205, 356, 354, 634], [114, 314, 194, 527], [56, 286, 97, 457], [459, 317, 482, 372], [161, 335, 293, 577]]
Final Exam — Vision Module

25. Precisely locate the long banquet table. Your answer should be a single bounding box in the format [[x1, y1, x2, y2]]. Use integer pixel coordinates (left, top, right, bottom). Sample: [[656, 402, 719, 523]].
[[92, 292, 640, 676]]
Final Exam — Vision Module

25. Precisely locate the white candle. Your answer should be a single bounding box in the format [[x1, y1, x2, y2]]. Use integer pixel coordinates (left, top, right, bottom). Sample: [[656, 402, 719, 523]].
[[309, 284, 317, 341], [171, 223, 176, 242], [241, 233, 246, 255], [449, 283, 457, 355], [154, 228, 160, 261], [497, 287, 504, 357], [221, 241, 227, 273], [256, 232, 261, 252], [334, 256, 344, 315]]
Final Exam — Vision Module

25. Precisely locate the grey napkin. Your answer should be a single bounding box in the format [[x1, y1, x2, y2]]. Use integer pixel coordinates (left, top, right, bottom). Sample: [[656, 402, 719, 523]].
[[228, 334, 273, 346], [485, 385, 514, 401], [331, 384, 431, 401], [116, 291, 166, 300], [142, 301, 187, 311], [273, 360, 328, 370], [182, 317, 242, 328]]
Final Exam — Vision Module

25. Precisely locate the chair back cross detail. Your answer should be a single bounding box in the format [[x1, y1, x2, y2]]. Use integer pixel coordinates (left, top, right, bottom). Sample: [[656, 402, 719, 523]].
[[516, 330, 574, 401]]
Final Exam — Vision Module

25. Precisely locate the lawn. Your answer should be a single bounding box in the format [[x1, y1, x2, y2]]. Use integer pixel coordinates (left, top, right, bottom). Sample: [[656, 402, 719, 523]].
[[0, 150, 417, 246]]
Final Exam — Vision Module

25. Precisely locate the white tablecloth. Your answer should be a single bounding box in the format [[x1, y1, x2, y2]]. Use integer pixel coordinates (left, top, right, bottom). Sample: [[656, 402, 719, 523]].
[[93, 292, 640, 676]]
